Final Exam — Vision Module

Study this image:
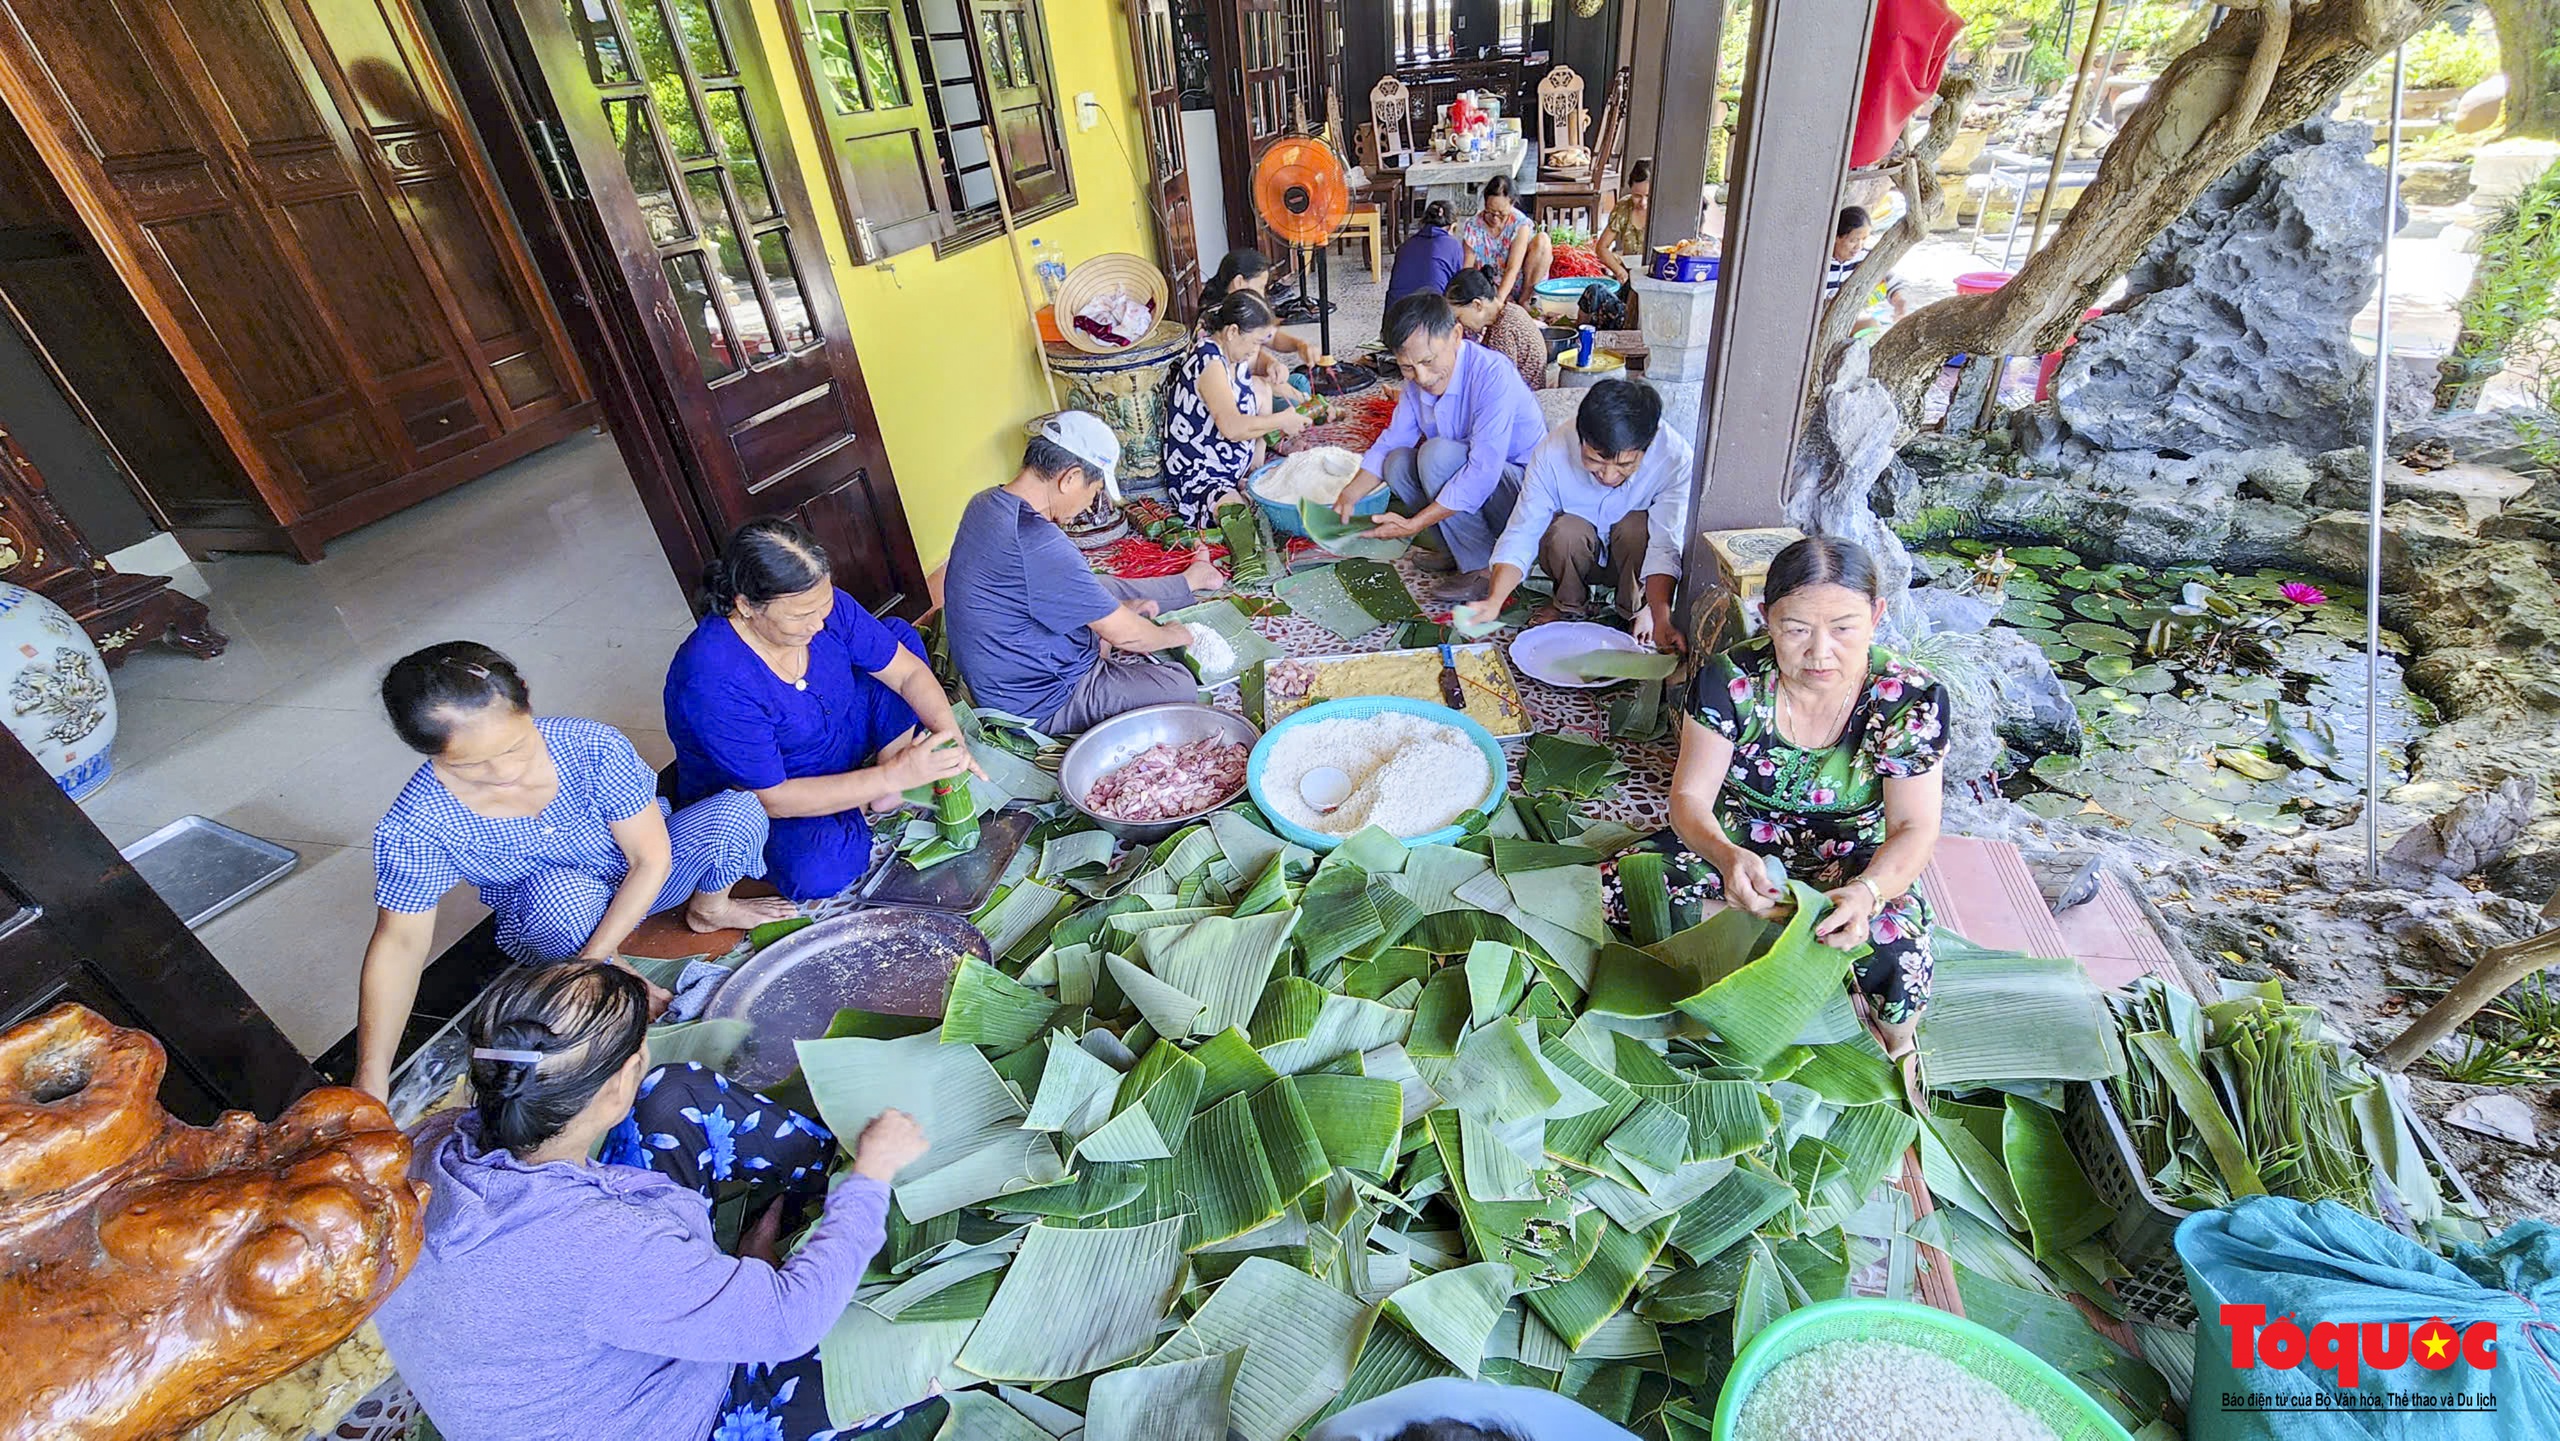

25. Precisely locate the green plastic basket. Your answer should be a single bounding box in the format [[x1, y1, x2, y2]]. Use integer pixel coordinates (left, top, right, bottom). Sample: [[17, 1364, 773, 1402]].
[[1714, 1299, 2138, 1441]]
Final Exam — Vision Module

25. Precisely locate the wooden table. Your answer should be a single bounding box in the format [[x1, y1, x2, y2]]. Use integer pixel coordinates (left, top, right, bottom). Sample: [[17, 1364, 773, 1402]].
[[1402, 134, 1530, 218]]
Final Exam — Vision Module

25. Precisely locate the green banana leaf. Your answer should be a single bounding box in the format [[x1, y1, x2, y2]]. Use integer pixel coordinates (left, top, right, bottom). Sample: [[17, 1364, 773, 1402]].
[[940, 959, 1056, 1053], [952, 1217, 1190, 1381], [1146, 1257, 1381, 1441], [1382, 1261, 1519, 1377], [796, 1030, 1066, 1222], [1083, 1349, 1244, 1441], [1299, 500, 1410, 560], [2002, 1094, 2112, 1263]]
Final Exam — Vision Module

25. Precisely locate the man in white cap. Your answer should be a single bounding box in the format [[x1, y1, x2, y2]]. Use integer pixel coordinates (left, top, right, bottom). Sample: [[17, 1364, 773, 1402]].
[[944, 411, 1226, 733]]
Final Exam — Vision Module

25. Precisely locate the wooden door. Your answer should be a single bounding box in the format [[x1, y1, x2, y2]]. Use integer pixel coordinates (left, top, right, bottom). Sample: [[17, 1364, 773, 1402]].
[[493, 0, 927, 613], [0, 731, 315, 1123], [968, 0, 1069, 212], [789, 0, 952, 259], [1126, 0, 1199, 314], [0, 0, 592, 557], [1207, 0, 1314, 274]]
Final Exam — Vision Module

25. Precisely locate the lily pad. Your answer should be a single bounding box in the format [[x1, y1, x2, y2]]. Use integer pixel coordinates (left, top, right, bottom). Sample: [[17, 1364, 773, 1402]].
[[2084, 654, 2133, 685], [2019, 792, 2089, 821], [2038, 637, 2085, 665], [2001, 598, 2066, 626], [2057, 568, 2106, 591], [2030, 754, 2092, 796], [2212, 748, 2288, 782], [2008, 545, 2081, 567], [2059, 622, 2134, 655], [2002, 578, 2058, 602], [2117, 666, 2178, 695], [1946, 538, 1993, 557], [2070, 593, 2128, 623]]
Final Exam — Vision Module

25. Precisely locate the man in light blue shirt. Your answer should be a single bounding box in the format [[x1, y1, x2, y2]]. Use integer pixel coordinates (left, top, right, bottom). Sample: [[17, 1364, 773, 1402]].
[[1456, 379, 1693, 648], [1333, 293, 1548, 600]]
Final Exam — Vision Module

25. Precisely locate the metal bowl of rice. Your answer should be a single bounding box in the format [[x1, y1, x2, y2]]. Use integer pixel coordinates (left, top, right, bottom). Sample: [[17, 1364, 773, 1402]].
[[1059, 703, 1261, 843]]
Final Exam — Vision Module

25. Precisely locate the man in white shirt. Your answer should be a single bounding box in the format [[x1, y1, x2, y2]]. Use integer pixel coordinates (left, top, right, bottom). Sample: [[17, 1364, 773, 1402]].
[[1455, 379, 1693, 649]]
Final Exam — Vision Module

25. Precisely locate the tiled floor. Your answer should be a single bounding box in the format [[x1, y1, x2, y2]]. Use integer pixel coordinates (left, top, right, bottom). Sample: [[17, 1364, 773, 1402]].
[[79, 429, 697, 1054]]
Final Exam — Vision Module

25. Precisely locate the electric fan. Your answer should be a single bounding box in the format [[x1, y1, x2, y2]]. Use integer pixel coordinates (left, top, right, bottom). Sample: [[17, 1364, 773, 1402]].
[[1251, 133, 1376, 395]]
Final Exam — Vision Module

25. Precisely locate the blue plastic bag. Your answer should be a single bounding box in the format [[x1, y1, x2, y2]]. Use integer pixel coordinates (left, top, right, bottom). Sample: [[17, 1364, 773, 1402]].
[[2180, 1197, 2560, 1440]]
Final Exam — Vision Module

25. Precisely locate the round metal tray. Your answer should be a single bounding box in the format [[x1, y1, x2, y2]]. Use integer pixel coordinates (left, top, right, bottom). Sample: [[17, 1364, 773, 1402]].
[[700, 909, 988, 1089]]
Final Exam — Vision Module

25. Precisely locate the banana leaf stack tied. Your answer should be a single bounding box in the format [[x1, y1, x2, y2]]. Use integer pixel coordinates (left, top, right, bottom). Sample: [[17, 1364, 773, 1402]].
[[786, 786, 2185, 1440]]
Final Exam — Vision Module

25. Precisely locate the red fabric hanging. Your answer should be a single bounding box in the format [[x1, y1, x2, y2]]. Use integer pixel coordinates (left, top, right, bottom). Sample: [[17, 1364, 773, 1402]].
[[1852, 0, 1964, 169]]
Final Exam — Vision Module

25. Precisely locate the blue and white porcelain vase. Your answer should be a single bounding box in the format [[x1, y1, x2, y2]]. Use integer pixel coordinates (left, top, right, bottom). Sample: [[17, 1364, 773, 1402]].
[[0, 583, 115, 798]]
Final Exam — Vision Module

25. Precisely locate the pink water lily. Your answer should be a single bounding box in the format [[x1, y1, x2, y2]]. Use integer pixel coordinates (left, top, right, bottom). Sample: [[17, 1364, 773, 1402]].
[[2280, 581, 2327, 606]]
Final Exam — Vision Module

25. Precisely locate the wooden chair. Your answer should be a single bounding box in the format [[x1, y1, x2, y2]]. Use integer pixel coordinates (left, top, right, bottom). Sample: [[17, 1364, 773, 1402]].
[[1350, 121, 1408, 248], [1537, 66, 1587, 164], [1368, 76, 1416, 169], [1532, 67, 1627, 233]]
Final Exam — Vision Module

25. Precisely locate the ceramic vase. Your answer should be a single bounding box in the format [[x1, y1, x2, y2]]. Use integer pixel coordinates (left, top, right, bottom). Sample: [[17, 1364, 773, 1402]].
[[0, 583, 115, 798]]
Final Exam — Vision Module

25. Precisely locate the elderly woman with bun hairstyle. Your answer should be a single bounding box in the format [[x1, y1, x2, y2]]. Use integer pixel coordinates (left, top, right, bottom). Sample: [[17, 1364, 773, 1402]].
[[664, 516, 981, 907], [352, 641, 794, 1099], [373, 960, 932, 1441]]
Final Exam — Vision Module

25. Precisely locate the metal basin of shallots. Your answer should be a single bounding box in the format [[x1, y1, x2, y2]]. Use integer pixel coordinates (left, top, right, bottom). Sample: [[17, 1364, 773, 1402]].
[[1057, 703, 1260, 843]]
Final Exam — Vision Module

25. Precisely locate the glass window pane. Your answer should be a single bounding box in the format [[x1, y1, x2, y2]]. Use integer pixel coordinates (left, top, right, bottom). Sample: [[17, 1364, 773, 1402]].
[[976, 10, 1010, 85], [1003, 12, 1032, 88], [700, 88, 776, 220], [756, 229, 815, 350], [663, 250, 735, 378], [685, 169, 772, 363], [818, 13, 867, 112], [620, 0, 678, 75], [919, 0, 962, 34], [661, 0, 734, 77], [564, 0, 631, 83], [603, 98, 690, 242], [855, 9, 907, 107]]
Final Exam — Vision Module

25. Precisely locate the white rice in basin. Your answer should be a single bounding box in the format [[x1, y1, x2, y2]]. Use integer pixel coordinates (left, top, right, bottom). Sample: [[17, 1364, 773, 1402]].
[[1733, 1338, 2060, 1441], [1260, 711, 1492, 838]]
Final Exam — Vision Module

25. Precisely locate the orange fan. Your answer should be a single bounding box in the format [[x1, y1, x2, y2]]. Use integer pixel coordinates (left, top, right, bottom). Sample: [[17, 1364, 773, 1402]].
[[1252, 135, 1352, 246], [1249, 133, 1374, 394]]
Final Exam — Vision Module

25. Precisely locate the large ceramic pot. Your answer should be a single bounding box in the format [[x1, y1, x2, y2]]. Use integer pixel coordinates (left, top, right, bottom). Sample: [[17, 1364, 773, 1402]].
[[0, 582, 116, 798]]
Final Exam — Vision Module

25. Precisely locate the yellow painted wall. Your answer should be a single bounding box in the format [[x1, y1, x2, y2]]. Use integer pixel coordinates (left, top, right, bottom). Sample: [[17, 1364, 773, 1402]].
[[749, 0, 1161, 567]]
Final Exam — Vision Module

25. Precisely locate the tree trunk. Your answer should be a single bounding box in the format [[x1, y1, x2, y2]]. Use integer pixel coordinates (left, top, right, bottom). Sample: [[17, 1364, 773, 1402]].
[[2481, 0, 2560, 139], [2376, 927, 2560, 1072], [1866, 0, 2456, 422]]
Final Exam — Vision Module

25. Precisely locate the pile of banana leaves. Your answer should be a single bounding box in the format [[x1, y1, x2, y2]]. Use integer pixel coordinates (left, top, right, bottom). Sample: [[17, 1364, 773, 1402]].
[[2104, 978, 2483, 1244], [703, 787, 2199, 1441]]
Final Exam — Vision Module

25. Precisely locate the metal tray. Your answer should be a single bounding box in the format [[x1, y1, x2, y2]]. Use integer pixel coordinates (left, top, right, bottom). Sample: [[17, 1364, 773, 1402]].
[[119, 816, 298, 929], [861, 807, 1034, 914], [1261, 642, 1532, 740], [700, 908, 989, 1089]]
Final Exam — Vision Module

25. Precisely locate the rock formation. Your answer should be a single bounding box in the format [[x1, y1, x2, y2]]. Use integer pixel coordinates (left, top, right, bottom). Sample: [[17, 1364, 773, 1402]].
[[0, 1006, 425, 1441], [2054, 119, 2392, 456]]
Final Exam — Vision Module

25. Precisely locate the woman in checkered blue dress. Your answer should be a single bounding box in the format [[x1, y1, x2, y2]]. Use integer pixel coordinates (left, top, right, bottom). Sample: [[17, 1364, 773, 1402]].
[[351, 642, 797, 1099]]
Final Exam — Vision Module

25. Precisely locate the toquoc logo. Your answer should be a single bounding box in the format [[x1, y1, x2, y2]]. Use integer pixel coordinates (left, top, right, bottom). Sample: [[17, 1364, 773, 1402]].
[[2223, 1305, 2499, 1389]]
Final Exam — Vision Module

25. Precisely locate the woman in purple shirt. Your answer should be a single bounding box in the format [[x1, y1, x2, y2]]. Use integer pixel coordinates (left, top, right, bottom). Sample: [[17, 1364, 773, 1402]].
[[372, 960, 931, 1441]]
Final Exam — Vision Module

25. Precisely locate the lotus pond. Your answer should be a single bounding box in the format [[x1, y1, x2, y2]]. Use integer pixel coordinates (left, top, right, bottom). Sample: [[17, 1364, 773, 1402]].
[[1914, 544, 2436, 856]]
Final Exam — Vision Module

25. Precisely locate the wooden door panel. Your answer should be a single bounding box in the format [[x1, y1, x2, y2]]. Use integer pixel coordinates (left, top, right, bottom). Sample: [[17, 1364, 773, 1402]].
[[137, 209, 350, 414], [1126, 0, 1195, 313], [794, 0, 951, 260], [174, 0, 333, 145], [512, 0, 923, 613], [6, 1, 196, 160]]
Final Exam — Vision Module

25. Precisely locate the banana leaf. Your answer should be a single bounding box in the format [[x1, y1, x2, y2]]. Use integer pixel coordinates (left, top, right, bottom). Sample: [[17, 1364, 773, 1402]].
[[1163, 598, 1285, 686], [1914, 942, 2126, 1086], [1522, 1215, 1672, 1349], [1274, 564, 1388, 640], [1137, 908, 1303, 1034], [933, 1391, 1054, 1441], [1786, 1036, 1900, 1106], [818, 1303, 976, 1427], [1290, 1071, 1404, 1174], [1588, 888, 1853, 1066], [973, 881, 1073, 960], [1560, 649, 1681, 681], [1193, 1025, 1283, 1106], [1038, 829, 1119, 879], [953, 1217, 1190, 1381], [1076, 1040, 1207, 1162], [1662, 1159, 1797, 1268], [1490, 839, 1604, 873], [1608, 677, 1670, 742], [1335, 558, 1423, 623], [2128, 1028, 2267, 1200], [1313, 1321, 1458, 1426], [942, 959, 1057, 1053], [1106, 954, 1208, 1039], [1383, 1261, 1519, 1377], [1445, 1018, 1565, 1126], [1146, 1256, 1381, 1441], [1083, 1349, 1244, 1441], [1256, 990, 1413, 1075], [2002, 1094, 2111, 1263], [1022, 1032, 1125, 1140], [1299, 500, 1410, 560], [1520, 733, 1624, 799], [796, 1030, 1066, 1222], [864, 1228, 1027, 1320], [643, 1017, 751, 1071], [1613, 852, 1672, 947]]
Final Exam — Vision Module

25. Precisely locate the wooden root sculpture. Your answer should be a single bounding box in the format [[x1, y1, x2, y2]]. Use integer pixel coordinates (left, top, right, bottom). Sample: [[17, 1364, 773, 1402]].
[[0, 1006, 425, 1441]]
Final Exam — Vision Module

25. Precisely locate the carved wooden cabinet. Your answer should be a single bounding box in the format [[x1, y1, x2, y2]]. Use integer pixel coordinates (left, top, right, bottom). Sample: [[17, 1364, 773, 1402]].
[[0, 0, 596, 559], [0, 426, 224, 667]]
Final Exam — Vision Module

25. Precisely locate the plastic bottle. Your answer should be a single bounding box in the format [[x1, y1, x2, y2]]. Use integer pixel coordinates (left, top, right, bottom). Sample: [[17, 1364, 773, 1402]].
[[1031, 240, 1068, 303]]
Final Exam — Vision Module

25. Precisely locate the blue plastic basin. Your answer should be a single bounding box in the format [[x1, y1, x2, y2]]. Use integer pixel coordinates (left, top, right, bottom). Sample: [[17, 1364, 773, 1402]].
[[1245, 695, 1507, 852], [1245, 456, 1388, 539]]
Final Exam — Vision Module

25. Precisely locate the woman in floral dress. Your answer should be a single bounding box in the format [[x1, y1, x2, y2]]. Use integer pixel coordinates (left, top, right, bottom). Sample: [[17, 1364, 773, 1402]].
[[1456, 176, 1552, 302], [1161, 289, 1311, 526], [1445, 265, 1549, 391], [1605, 536, 1948, 1060]]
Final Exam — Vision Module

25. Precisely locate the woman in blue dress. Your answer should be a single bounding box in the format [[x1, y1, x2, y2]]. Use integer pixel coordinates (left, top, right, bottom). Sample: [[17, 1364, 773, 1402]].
[[353, 642, 795, 1099], [1160, 289, 1311, 527], [664, 517, 978, 907]]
